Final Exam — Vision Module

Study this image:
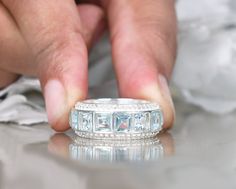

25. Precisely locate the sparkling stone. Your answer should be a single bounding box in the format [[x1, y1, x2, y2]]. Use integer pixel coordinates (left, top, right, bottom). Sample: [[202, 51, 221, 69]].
[[95, 113, 112, 132], [70, 109, 79, 130], [80, 111, 92, 131], [69, 144, 78, 160], [133, 112, 149, 132], [94, 147, 112, 161], [114, 112, 131, 132], [81, 147, 93, 160], [149, 146, 163, 160], [150, 110, 163, 131]]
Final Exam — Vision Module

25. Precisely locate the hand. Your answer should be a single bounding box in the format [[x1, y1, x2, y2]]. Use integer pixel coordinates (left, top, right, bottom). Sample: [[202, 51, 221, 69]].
[[0, 0, 176, 131]]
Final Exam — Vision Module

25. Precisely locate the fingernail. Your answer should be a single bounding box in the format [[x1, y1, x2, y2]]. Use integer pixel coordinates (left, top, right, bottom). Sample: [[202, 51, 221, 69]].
[[158, 74, 175, 110], [44, 79, 67, 126]]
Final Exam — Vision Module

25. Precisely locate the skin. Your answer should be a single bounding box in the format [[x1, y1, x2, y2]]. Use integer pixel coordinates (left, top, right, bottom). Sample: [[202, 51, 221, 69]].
[[0, 0, 177, 131]]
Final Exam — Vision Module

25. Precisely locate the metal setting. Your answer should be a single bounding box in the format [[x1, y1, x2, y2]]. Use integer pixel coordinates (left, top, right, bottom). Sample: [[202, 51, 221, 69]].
[[69, 98, 164, 140]]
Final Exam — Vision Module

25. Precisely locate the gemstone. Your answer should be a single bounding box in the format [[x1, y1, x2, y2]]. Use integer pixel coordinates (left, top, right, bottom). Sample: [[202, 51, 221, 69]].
[[149, 146, 163, 160], [95, 113, 112, 132], [133, 112, 149, 132], [150, 110, 163, 131], [69, 144, 78, 159], [94, 147, 112, 161], [80, 111, 93, 132], [81, 146, 93, 160], [70, 109, 79, 130], [114, 112, 131, 132]]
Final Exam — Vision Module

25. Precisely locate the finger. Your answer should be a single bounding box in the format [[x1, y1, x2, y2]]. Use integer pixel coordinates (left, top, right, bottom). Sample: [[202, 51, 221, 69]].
[[2, 0, 89, 131], [0, 70, 19, 88], [0, 3, 34, 75], [77, 4, 106, 49], [0, 3, 105, 76], [100, 0, 177, 129]]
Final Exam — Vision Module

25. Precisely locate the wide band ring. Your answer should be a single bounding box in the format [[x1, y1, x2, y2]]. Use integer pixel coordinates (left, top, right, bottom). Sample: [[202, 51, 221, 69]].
[[69, 137, 164, 162], [69, 98, 164, 140]]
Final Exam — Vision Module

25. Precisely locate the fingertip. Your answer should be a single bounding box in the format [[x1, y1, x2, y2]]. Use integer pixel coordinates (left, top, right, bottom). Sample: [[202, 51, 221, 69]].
[[158, 74, 175, 129], [44, 79, 86, 132], [128, 75, 175, 130], [50, 115, 70, 132]]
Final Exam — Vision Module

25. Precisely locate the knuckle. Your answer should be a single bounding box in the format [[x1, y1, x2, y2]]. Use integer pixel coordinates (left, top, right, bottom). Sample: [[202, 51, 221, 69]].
[[35, 37, 71, 80], [34, 30, 86, 84]]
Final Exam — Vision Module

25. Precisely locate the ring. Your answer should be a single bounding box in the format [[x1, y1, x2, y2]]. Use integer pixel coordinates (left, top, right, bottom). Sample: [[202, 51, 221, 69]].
[[69, 98, 164, 140], [69, 137, 164, 162]]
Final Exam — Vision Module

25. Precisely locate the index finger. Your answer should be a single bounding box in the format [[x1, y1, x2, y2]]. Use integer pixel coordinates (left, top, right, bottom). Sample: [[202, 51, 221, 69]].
[[2, 0, 88, 131]]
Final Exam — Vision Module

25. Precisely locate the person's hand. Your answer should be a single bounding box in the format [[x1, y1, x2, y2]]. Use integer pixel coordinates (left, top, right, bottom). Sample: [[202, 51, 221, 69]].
[[0, 0, 176, 131]]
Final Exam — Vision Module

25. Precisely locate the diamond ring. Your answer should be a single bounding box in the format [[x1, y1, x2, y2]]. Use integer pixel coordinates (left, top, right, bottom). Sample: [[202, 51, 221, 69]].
[[69, 137, 164, 162], [69, 98, 164, 140]]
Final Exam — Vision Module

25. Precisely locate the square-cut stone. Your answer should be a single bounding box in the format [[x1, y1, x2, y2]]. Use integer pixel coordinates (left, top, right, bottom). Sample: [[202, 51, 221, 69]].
[[94, 147, 112, 161], [70, 109, 79, 130], [132, 112, 150, 132], [69, 144, 78, 160], [114, 112, 131, 132], [80, 111, 92, 132], [95, 113, 112, 132], [150, 110, 163, 131], [81, 146, 93, 160]]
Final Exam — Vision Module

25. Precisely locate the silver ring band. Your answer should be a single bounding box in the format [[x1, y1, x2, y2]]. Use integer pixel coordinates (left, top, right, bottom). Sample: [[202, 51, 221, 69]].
[[69, 98, 164, 140], [69, 137, 164, 162]]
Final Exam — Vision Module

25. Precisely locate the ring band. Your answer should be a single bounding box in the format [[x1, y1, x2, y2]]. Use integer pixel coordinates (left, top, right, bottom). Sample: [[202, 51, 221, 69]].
[[69, 137, 164, 162], [69, 98, 164, 140]]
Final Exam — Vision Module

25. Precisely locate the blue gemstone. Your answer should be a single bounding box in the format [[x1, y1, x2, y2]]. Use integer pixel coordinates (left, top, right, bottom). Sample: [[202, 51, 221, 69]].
[[69, 145, 76, 159], [95, 113, 112, 132], [133, 112, 149, 132], [94, 147, 112, 161], [114, 112, 131, 132], [70, 109, 78, 130], [150, 110, 162, 131]]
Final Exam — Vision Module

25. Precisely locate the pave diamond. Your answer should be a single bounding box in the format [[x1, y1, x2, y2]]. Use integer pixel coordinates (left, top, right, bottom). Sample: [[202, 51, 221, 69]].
[[80, 111, 92, 131], [114, 112, 131, 132], [95, 113, 112, 132], [150, 110, 162, 131], [70, 109, 78, 130], [133, 112, 150, 132]]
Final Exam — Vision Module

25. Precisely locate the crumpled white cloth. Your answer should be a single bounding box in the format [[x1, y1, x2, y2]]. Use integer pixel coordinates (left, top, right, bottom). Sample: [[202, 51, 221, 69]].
[[0, 0, 235, 125], [173, 0, 236, 113], [0, 77, 46, 124]]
